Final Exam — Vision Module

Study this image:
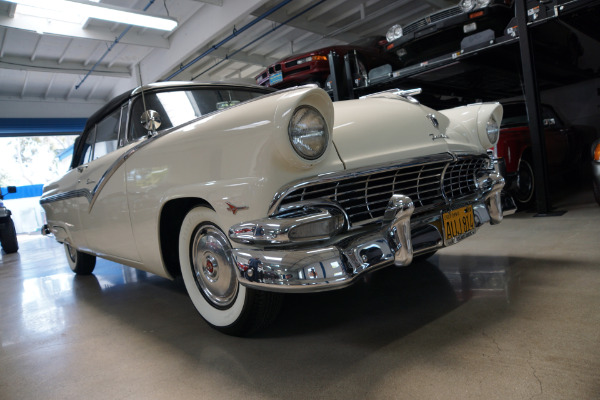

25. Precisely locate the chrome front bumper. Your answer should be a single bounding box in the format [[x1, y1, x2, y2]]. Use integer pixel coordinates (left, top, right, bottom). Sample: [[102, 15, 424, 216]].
[[230, 162, 515, 293]]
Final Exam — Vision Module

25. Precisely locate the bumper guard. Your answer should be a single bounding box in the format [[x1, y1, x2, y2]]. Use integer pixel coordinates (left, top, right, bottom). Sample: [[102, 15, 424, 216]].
[[231, 159, 514, 293]]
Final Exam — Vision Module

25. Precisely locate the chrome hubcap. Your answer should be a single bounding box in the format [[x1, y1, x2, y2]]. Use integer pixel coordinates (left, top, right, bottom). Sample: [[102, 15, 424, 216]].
[[190, 225, 238, 308], [516, 161, 534, 203]]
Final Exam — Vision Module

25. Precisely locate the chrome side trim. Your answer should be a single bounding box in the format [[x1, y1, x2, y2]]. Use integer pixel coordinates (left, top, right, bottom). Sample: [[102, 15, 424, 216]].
[[40, 134, 158, 210], [40, 188, 92, 205]]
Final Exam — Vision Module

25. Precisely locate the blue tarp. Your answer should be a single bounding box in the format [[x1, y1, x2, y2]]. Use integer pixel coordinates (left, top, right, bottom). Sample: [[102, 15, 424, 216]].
[[1, 184, 44, 199]]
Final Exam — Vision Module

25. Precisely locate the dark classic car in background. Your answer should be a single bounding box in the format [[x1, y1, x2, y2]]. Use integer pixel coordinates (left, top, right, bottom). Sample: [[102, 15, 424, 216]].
[[592, 140, 600, 205], [40, 81, 514, 335], [0, 186, 18, 254], [494, 102, 589, 209], [255, 43, 393, 90], [384, 0, 514, 67]]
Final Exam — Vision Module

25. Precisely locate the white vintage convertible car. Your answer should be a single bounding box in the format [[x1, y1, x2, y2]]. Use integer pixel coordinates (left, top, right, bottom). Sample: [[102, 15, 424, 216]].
[[41, 82, 513, 335]]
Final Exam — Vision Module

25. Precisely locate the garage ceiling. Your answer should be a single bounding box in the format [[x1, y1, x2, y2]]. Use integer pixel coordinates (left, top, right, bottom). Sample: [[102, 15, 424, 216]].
[[0, 0, 455, 119]]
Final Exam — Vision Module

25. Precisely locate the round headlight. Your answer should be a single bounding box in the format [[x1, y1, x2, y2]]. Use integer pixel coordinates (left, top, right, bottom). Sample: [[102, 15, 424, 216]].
[[486, 116, 500, 145], [459, 0, 477, 12], [386, 24, 403, 42], [288, 106, 328, 160]]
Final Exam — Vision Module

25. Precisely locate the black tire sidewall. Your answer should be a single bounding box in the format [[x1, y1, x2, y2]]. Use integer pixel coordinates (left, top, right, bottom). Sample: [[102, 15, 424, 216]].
[[0, 218, 19, 254]]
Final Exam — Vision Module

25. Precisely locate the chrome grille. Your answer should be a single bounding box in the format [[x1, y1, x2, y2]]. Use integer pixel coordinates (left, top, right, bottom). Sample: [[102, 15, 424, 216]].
[[403, 6, 462, 35], [278, 156, 489, 226], [444, 157, 489, 199]]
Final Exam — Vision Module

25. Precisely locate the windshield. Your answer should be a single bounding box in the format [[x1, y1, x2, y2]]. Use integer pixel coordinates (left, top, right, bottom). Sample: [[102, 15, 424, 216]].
[[129, 88, 269, 141]]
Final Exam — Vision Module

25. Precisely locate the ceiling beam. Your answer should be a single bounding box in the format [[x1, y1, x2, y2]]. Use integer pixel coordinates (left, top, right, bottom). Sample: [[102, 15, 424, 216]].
[[126, 0, 270, 92], [0, 55, 131, 78], [84, 42, 104, 67], [85, 77, 102, 101], [20, 70, 28, 98], [323, 0, 413, 39], [44, 74, 56, 99], [0, 98, 103, 118], [0, 15, 169, 48], [252, 7, 360, 43], [58, 38, 74, 64], [30, 34, 42, 62], [188, 0, 223, 5]]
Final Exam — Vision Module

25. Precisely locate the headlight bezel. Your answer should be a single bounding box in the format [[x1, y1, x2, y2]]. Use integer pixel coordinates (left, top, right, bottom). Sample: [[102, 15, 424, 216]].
[[486, 116, 500, 146], [288, 105, 329, 161], [459, 0, 492, 12], [386, 24, 403, 43]]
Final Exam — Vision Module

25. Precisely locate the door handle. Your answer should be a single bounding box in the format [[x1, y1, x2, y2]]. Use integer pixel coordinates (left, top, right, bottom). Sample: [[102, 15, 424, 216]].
[[86, 179, 96, 185]]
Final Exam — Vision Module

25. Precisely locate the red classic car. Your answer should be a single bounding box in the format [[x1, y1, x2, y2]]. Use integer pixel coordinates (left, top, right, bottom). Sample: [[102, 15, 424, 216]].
[[592, 140, 600, 205], [495, 102, 584, 209], [255, 44, 390, 90]]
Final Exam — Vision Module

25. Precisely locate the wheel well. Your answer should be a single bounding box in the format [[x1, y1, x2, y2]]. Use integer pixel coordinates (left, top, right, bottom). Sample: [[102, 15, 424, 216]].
[[159, 198, 213, 278], [520, 147, 532, 163]]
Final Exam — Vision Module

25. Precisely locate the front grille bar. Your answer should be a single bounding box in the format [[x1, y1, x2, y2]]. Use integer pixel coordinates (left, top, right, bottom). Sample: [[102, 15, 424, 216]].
[[271, 154, 489, 227]]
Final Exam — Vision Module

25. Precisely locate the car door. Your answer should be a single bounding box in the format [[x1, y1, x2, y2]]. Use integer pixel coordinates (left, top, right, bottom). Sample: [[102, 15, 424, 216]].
[[76, 104, 141, 262], [542, 106, 569, 168]]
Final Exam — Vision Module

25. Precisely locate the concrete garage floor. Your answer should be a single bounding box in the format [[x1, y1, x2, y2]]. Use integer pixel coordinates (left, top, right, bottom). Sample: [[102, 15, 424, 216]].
[[1, 192, 599, 400]]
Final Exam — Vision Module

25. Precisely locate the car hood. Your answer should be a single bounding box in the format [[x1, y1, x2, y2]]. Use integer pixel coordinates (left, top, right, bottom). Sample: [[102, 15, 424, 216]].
[[331, 96, 479, 169]]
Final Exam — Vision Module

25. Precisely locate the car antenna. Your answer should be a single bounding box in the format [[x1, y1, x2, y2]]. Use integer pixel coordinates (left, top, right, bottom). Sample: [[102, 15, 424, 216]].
[[138, 63, 148, 115], [137, 63, 161, 137]]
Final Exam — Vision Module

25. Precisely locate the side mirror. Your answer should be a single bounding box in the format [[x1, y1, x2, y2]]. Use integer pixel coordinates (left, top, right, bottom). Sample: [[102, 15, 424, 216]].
[[7, 186, 16, 194], [140, 110, 162, 134]]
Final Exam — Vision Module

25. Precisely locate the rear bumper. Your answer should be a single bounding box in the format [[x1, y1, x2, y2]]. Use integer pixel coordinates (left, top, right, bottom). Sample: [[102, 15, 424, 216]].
[[231, 160, 514, 293]]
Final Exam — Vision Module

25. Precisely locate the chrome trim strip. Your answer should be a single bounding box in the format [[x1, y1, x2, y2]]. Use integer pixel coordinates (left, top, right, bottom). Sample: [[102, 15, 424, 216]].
[[40, 188, 92, 205]]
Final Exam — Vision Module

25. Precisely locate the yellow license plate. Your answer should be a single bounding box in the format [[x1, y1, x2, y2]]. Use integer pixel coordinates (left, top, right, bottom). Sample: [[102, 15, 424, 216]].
[[442, 205, 475, 244]]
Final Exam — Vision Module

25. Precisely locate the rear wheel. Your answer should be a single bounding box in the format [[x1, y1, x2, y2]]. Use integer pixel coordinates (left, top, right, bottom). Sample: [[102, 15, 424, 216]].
[[0, 217, 18, 254], [514, 158, 535, 209], [64, 243, 96, 275], [179, 207, 282, 336]]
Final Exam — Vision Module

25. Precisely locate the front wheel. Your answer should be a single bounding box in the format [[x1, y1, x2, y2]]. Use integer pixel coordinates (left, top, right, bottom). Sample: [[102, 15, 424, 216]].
[[64, 243, 96, 275], [0, 217, 19, 254], [179, 207, 282, 336], [514, 158, 535, 210]]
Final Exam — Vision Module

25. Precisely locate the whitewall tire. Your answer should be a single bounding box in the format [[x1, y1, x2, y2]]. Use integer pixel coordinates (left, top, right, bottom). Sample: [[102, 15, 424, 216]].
[[178, 207, 282, 336], [64, 243, 96, 275]]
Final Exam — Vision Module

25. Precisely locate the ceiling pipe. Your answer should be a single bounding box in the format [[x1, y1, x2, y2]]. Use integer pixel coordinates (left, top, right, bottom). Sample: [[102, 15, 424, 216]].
[[75, 0, 157, 90], [163, 0, 294, 81], [192, 0, 326, 80]]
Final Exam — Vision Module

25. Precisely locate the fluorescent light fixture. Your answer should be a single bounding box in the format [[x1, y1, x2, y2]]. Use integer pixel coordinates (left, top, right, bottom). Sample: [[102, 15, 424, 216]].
[[6, 0, 178, 31]]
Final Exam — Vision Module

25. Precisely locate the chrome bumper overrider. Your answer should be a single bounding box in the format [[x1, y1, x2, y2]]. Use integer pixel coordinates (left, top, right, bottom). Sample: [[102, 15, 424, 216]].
[[231, 160, 514, 293]]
